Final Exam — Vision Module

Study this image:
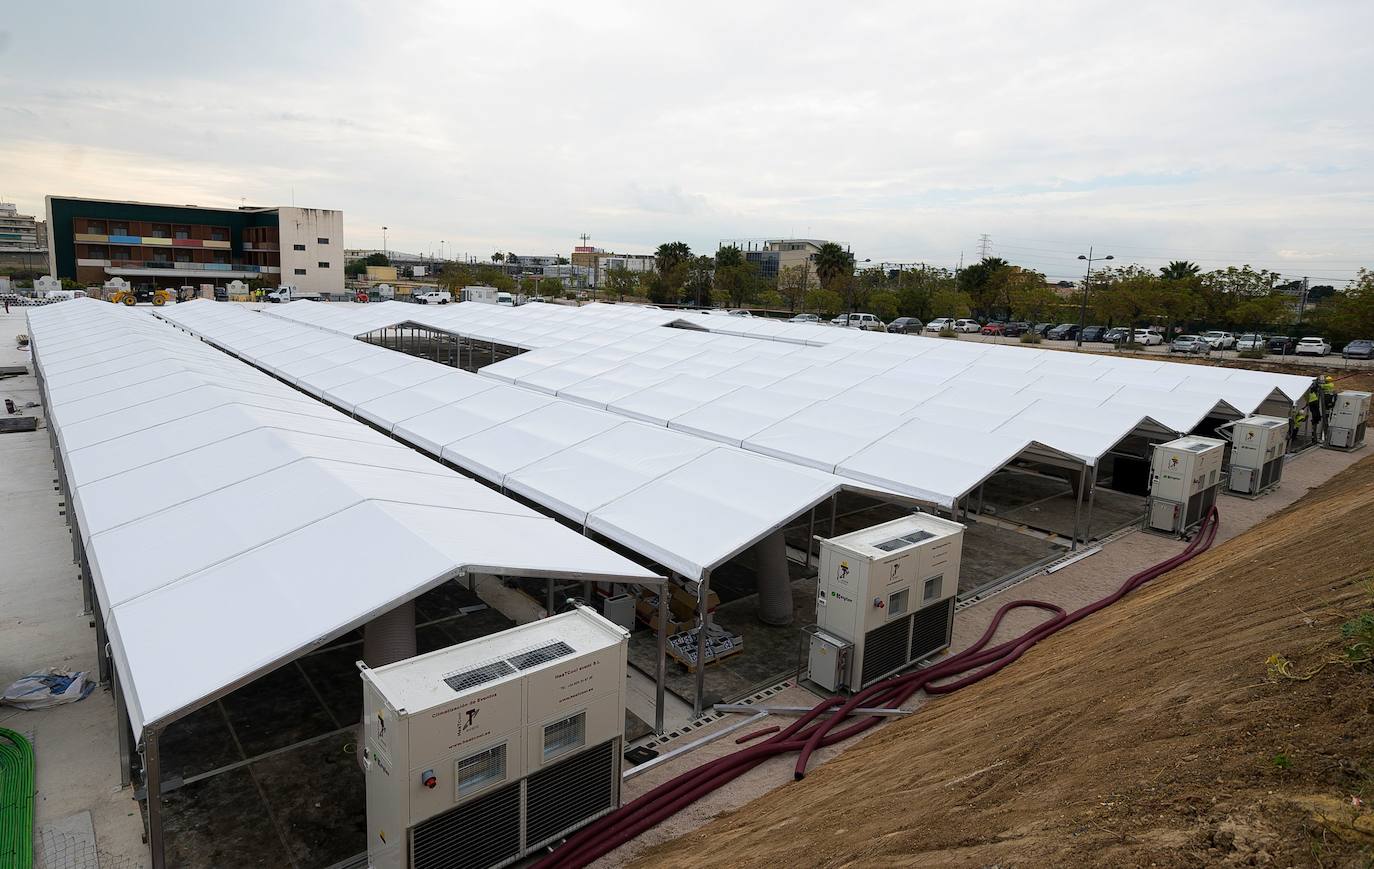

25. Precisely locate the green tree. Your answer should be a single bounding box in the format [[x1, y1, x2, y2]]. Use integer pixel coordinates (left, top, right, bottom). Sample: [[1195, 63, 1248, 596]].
[[437, 263, 474, 294], [604, 266, 637, 302], [1159, 260, 1200, 281], [714, 249, 761, 307], [893, 267, 955, 322], [685, 255, 715, 306], [491, 252, 505, 263], [1231, 292, 1293, 330], [868, 290, 900, 321], [538, 277, 563, 296], [714, 244, 744, 270], [345, 259, 367, 277], [985, 266, 1047, 320], [654, 241, 692, 302], [804, 287, 843, 317], [553, 255, 570, 265], [930, 287, 974, 318], [1093, 265, 1161, 327], [957, 257, 1010, 318], [1198, 265, 1280, 327], [1312, 269, 1374, 344], [519, 276, 538, 294], [813, 243, 854, 291], [1009, 278, 1063, 322], [777, 264, 816, 312], [364, 252, 390, 266]]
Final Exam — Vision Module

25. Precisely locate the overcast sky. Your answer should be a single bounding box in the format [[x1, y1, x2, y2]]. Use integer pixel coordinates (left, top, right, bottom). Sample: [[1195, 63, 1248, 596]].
[[2, 1, 1371, 283]]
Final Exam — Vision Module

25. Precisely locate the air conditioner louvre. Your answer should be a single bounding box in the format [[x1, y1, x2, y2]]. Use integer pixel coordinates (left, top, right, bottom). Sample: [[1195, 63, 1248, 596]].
[[910, 597, 955, 661], [524, 739, 618, 850], [861, 614, 912, 685], [410, 780, 521, 869]]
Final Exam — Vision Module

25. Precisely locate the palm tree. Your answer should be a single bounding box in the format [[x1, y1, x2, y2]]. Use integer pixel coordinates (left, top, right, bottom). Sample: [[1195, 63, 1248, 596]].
[[813, 242, 854, 291], [654, 242, 692, 275], [1160, 260, 1200, 281], [714, 244, 744, 269]]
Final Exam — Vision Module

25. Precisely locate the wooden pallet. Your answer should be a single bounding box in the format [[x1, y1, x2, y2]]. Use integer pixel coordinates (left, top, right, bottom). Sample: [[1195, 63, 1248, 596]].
[[666, 639, 745, 674]]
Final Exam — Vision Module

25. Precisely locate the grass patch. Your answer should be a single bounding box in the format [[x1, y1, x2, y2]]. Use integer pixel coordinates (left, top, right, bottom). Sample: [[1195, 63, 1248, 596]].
[[1238, 349, 1266, 359], [938, 328, 958, 338], [1019, 332, 1042, 344]]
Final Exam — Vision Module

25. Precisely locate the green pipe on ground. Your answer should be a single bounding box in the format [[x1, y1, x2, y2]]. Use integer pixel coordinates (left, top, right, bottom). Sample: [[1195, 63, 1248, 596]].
[[0, 727, 35, 869]]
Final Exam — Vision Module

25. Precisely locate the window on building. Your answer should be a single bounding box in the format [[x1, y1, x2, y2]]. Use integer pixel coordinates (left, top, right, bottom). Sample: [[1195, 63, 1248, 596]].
[[317, 237, 329, 244], [112, 247, 131, 260], [85, 221, 106, 234], [213, 252, 228, 264], [294, 268, 307, 275], [317, 261, 330, 268], [151, 224, 170, 239], [110, 224, 128, 236], [293, 243, 306, 251], [210, 228, 227, 241], [174, 226, 190, 240], [175, 252, 192, 263], [85, 245, 107, 259], [542, 711, 585, 761]]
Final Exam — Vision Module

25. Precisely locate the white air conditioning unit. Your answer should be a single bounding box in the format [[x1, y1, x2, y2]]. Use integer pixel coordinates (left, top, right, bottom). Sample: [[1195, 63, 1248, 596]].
[[1325, 390, 1370, 452], [1146, 436, 1225, 536], [808, 513, 964, 692], [360, 606, 627, 869], [1225, 415, 1288, 497]]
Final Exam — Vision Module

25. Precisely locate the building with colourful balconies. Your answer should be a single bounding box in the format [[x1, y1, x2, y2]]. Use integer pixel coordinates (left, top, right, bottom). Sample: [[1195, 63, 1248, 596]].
[[45, 197, 344, 295]]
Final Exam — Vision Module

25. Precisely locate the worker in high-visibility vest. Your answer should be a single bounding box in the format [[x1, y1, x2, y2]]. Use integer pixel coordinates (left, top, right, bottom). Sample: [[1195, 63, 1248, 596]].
[[1290, 403, 1307, 449], [1321, 375, 1337, 411], [1307, 388, 1323, 442]]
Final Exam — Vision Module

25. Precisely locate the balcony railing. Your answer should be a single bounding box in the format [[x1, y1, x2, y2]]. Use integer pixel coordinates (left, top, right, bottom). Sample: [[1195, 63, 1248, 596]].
[[243, 242, 279, 251], [108, 259, 263, 273]]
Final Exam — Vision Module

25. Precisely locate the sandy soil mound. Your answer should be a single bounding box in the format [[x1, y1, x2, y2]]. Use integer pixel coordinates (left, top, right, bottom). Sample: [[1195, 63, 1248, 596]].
[[637, 457, 1374, 868]]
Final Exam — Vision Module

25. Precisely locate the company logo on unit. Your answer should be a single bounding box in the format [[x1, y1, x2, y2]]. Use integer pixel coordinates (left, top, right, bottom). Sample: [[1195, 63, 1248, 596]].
[[830, 590, 854, 604]]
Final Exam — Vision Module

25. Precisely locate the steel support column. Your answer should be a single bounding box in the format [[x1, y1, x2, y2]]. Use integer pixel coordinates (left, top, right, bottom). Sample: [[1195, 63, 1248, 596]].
[[655, 583, 669, 734], [1084, 464, 1099, 543], [145, 729, 166, 869], [112, 663, 133, 787], [693, 571, 712, 717], [1070, 466, 1087, 550]]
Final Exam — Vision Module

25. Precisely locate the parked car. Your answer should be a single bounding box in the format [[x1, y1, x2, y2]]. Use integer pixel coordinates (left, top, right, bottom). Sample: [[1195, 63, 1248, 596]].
[[1079, 326, 1107, 343], [954, 318, 982, 333], [1236, 333, 1266, 352], [1031, 322, 1056, 336], [414, 290, 451, 304], [1342, 338, 1374, 360], [1267, 335, 1298, 355], [727, 309, 754, 317], [1102, 327, 1131, 344], [1170, 334, 1212, 354], [1047, 323, 1080, 340], [832, 312, 886, 331], [1002, 321, 1031, 337], [888, 317, 923, 334], [980, 322, 1005, 335], [788, 313, 821, 323], [1133, 329, 1164, 346], [1202, 330, 1237, 350], [926, 317, 954, 333], [1295, 337, 1331, 357]]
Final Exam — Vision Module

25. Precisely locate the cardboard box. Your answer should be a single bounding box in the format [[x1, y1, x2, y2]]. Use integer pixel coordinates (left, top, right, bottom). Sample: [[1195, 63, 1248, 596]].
[[667, 583, 719, 622]]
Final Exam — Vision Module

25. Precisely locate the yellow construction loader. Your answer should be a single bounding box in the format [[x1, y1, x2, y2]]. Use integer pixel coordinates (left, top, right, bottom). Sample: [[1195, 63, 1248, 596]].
[[109, 286, 172, 306]]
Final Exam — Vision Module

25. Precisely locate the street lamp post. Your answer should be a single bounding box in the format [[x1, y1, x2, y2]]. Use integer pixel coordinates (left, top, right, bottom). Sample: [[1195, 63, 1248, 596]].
[[1075, 247, 1113, 348], [382, 226, 388, 261]]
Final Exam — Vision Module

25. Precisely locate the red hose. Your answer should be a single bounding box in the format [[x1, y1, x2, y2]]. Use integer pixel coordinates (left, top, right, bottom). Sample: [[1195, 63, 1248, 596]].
[[536, 507, 1220, 868]]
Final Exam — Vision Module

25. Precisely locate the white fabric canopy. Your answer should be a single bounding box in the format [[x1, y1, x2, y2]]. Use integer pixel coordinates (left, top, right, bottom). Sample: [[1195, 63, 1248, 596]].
[[159, 301, 904, 579], [29, 299, 658, 743]]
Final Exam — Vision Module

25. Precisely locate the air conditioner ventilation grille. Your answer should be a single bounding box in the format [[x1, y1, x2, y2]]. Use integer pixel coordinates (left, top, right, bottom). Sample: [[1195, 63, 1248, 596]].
[[410, 780, 520, 869], [525, 739, 617, 850], [910, 597, 955, 661], [510, 641, 575, 671], [444, 660, 516, 693], [861, 614, 912, 685]]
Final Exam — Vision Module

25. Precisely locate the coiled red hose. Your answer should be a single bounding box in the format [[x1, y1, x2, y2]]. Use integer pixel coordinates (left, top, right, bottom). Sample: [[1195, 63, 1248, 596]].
[[536, 507, 1220, 869]]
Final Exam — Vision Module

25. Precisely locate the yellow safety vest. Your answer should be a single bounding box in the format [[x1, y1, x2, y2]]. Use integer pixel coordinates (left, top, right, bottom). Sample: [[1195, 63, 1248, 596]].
[[1321, 380, 1335, 395]]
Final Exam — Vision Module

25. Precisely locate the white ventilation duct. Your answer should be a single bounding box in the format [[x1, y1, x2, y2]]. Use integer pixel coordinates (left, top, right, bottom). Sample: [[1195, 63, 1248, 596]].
[[754, 530, 792, 626]]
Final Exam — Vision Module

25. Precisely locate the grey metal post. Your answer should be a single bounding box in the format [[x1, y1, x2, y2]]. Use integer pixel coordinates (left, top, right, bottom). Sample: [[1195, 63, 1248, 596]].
[[79, 543, 93, 616], [94, 608, 110, 684], [655, 582, 669, 734], [145, 728, 166, 869], [829, 494, 837, 537], [491, 341, 496, 365], [546, 579, 556, 615], [1070, 466, 1087, 550], [1084, 464, 1098, 543], [977, 483, 985, 515], [113, 664, 133, 787], [805, 506, 816, 569], [692, 571, 712, 718]]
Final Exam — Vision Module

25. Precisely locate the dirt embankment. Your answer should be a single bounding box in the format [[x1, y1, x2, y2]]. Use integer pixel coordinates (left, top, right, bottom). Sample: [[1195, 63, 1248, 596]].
[[638, 458, 1374, 868]]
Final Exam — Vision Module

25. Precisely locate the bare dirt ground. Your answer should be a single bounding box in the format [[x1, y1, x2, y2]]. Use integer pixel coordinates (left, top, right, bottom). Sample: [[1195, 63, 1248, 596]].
[[637, 457, 1374, 868]]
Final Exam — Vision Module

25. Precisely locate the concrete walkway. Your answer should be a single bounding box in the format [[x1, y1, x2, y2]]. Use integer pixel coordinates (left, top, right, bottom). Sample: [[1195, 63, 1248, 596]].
[[0, 308, 149, 867]]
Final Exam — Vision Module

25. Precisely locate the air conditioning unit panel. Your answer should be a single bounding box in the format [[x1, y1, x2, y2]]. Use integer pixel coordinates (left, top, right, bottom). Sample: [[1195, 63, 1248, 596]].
[[524, 693, 622, 775], [409, 780, 522, 869], [524, 738, 619, 851], [811, 513, 964, 691], [1147, 436, 1225, 535]]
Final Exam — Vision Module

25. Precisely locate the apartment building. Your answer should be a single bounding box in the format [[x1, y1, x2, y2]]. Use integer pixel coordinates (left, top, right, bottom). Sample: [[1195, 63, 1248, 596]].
[[46, 197, 344, 294]]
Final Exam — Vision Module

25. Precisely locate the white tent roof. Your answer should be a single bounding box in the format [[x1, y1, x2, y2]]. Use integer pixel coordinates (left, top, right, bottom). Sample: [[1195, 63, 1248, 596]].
[[28, 299, 658, 743], [159, 301, 906, 579]]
